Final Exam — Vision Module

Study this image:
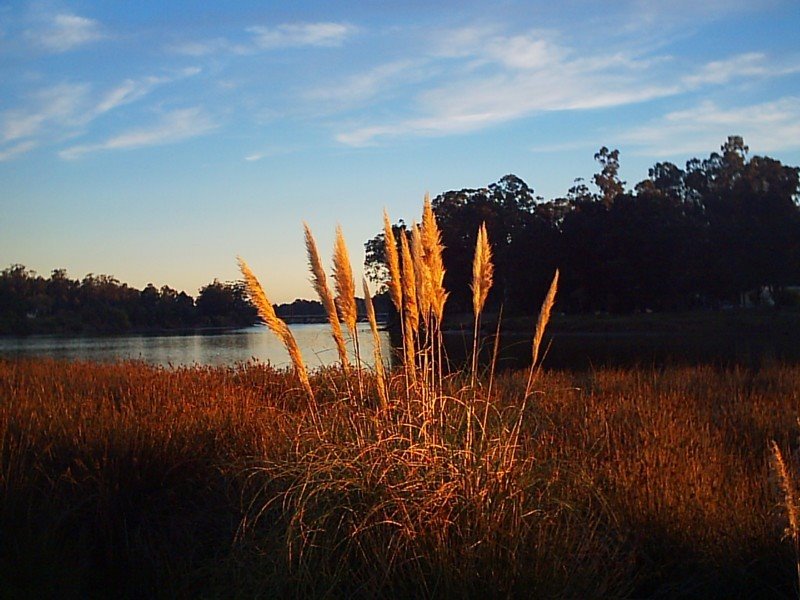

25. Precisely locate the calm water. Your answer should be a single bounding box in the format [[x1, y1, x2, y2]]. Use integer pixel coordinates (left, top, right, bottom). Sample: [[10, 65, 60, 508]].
[[0, 324, 392, 369]]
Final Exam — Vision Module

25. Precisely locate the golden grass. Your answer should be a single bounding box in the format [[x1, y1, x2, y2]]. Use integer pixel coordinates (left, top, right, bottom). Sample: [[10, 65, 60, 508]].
[[382, 209, 403, 314], [304, 222, 350, 375], [421, 193, 447, 324], [363, 277, 389, 410], [471, 221, 493, 318], [332, 225, 358, 339], [771, 440, 800, 594], [237, 257, 314, 403], [3, 358, 800, 597]]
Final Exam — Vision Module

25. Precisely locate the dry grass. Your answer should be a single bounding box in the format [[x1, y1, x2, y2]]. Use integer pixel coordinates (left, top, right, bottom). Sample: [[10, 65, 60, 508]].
[[2, 359, 800, 597]]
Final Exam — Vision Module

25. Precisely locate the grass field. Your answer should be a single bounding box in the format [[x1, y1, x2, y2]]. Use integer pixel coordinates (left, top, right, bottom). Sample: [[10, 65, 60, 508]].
[[2, 357, 799, 598]]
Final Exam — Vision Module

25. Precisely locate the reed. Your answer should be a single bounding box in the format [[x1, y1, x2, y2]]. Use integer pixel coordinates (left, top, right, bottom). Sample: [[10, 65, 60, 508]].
[[471, 222, 493, 319], [411, 223, 432, 323], [332, 225, 358, 338], [399, 229, 418, 384], [525, 269, 559, 398], [470, 222, 493, 386], [363, 277, 389, 410], [771, 440, 800, 595], [304, 223, 350, 374], [382, 210, 403, 314], [237, 256, 315, 403], [421, 194, 448, 325]]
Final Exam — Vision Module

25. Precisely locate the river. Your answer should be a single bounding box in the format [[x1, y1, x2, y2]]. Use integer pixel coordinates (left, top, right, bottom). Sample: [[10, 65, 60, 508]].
[[0, 323, 392, 369]]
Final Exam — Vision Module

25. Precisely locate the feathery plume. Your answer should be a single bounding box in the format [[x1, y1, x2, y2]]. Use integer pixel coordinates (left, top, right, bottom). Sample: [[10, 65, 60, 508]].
[[399, 230, 418, 333], [303, 223, 350, 374], [399, 230, 418, 378], [411, 223, 432, 322], [771, 441, 800, 538], [421, 194, 448, 322], [383, 210, 403, 313], [471, 222, 494, 318], [770, 440, 800, 593], [363, 278, 389, 410], [237, 257, 314, 400], [332, 225, 358, 337], [531, 269, 559, 369]]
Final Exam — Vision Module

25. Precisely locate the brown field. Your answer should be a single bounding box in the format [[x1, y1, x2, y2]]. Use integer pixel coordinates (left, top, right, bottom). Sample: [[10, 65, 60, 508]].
[[2, 357, 799, 598]]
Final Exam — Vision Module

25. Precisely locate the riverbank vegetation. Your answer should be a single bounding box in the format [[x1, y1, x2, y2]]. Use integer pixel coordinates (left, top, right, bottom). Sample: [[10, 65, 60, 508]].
[[1, 358, 799, 597]]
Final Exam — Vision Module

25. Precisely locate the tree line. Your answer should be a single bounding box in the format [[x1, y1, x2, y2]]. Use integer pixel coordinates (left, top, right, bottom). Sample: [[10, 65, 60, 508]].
[[365, 136, 800, 315], [0, 267, 258, 334]]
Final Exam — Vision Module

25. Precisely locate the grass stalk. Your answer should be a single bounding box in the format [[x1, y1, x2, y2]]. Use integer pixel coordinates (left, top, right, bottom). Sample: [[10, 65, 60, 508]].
[[771, 440, 800, 596], [304, 222, 351, 375]]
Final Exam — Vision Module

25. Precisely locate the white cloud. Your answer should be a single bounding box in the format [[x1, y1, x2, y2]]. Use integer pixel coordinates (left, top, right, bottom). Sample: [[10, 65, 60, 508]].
[[334, 24, 800, 147], [25, 13, 105, 52], [0, 68, 201, 156], [483, 34, 565, 70], [248, 22, 355, 49], [621, 98, 800, 156], [683, 52, 800, 87], [305, 60, 418, 106], [93, 68, 200, 115], [59, 108, 217, 159], [1, 83, 89, 142], [169, 21, 355, 57], [336, 28, 681, 146], [169, 38, 250, 56], [0, 140, 37, 162]]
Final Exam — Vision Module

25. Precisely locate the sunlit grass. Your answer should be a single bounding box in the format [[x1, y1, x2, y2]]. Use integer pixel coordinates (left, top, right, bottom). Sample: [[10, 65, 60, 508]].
[[2, 359, 800, 596]]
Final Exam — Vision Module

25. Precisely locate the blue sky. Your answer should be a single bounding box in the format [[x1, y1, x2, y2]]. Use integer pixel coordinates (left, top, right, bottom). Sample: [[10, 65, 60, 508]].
[[2, 0, 799, 303]]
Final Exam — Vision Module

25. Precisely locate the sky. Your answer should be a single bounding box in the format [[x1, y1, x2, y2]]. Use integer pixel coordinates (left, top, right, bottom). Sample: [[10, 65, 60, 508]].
[[1, 0, 799, 303]]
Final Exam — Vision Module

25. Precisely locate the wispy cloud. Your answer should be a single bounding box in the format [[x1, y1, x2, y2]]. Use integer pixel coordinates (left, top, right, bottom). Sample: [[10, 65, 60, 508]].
[[93, 68, 201, 115], [171, 21, 356, 56], [168, 38, 249, 57], [336, 28, 681, 146], [334, 25, 800, 147], [248, 22, 355, 49], [683, 52, 800, 87], [1, 83, 89, 143], [59, 107, 217, 159], [0, 140, 37, 162], [305, 60, 419, 107], [25, 13, 106, 52], [0, 68, 201, 160], [621, 97, 800, 156]]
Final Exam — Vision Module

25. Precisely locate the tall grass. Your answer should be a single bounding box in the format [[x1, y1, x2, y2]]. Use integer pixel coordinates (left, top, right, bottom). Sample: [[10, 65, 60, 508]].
[[4, 359, 800, 596]]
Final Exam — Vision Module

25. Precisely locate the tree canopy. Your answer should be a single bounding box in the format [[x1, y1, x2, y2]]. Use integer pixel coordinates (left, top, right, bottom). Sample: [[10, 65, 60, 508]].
[[0, 267, 258, 334], [365, 137, 800, 316]]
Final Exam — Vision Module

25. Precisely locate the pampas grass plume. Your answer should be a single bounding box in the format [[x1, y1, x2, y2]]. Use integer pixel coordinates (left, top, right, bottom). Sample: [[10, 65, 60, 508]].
[[383, 210, 403, 314], [237, 256, 314, 401], [304, 223, 350, 373], [332, 225, 358, 337], [471, 222, 493, 318]]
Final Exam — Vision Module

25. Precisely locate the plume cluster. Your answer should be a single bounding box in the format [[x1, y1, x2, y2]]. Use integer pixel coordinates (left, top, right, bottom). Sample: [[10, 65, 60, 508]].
[[239, 196, 558, 447]]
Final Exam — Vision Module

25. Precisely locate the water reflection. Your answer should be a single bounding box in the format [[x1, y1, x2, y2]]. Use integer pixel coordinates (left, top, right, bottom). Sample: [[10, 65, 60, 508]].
[[0, 324, 392, 369]]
